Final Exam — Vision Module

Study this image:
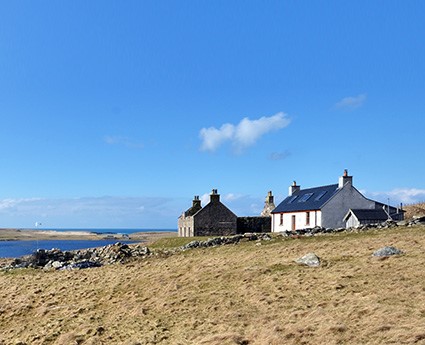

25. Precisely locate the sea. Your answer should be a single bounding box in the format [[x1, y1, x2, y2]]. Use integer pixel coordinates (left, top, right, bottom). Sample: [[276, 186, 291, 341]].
[[0, 228, 176, 259]]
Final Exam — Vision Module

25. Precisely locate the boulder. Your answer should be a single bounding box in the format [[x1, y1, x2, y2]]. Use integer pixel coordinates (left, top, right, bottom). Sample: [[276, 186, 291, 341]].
[[372, 246, 403, 257], [295, 253, 321, 267]]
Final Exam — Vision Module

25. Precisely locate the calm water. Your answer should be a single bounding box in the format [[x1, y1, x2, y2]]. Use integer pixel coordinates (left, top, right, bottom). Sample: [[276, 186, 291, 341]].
[[0, 228, 176, 259]]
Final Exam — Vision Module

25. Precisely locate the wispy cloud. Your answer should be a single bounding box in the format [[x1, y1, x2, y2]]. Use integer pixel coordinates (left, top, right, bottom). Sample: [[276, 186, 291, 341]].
[[196, 191, 264, 216], [0, 196, 176, 228], [334, 94, 367, 110], [366, 188, 425, 205], [269, 150, 291, 161], [104, 136, 144, 149], [199, 112, 291, 153]]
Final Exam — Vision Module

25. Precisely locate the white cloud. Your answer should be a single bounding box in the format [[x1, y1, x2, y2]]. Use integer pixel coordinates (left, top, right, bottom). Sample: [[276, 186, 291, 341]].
[[199, 124, 234, 152], [0, 198, 43, 210], [223, 193, 243, 202], [366, 188, 425, 205], [200, 193, 210, 206], [334, 94, 366, 110], [104, 136, 144, 149], [199, 112, 291, 153]]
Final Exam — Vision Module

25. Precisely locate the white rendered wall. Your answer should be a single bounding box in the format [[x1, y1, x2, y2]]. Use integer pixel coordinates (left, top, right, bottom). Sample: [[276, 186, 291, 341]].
[[272, 210, 321, 231]]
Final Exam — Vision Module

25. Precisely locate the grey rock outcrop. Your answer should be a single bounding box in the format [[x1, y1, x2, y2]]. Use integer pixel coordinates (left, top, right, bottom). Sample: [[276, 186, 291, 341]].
[[295, 253, 321, 267], [405, 216, 425, 226], [372, 246, 404, 257]]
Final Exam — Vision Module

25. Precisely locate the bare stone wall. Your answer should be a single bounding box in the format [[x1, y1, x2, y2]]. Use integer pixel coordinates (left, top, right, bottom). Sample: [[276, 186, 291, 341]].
[[178, 215, 195, 237], [237, 217, 271, 234], [193, 202, 237, 236]]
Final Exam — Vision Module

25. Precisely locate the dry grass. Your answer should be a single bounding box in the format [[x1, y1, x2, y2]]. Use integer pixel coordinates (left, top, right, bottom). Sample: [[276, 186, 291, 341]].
[[404, 202, 425, 219], [1, 226, 425, 344]]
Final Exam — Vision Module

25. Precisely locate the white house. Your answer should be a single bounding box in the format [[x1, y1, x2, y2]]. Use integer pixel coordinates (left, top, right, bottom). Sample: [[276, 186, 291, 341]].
[[271, 170, 404, 231]]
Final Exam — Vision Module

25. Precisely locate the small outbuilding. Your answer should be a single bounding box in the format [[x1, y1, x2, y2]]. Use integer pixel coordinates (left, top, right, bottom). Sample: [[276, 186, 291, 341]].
[[344, 208, 390, 228]]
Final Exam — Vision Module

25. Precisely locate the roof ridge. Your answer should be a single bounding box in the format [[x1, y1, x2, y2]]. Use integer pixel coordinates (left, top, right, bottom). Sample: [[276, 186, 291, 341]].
[[298, 183, 338, 192]]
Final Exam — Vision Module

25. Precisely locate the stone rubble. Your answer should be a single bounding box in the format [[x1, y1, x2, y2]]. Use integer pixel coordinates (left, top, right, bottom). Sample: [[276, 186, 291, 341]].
[[2, 234, 274, 271], [180, 233, 272, 250], [277, 219, 403, 238], [404, 216, 425, 226], [4, 242, 150, 271]]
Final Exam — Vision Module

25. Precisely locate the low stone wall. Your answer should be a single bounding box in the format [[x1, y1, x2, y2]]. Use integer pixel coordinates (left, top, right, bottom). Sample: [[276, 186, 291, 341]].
[[237, 217, 271, 234]]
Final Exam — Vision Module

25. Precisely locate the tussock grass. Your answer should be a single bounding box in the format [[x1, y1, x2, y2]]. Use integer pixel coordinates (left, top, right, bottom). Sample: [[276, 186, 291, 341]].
[[404, 201, 425, 219], [1, 226, 425, 344]]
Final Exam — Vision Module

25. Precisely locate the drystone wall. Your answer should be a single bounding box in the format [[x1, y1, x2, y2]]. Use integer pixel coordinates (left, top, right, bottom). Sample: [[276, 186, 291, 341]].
[[237, 217, 271, 234]]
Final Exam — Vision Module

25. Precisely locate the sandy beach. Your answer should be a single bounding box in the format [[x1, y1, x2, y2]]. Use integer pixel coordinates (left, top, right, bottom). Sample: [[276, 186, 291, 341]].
[[0, 228, 177, 243]]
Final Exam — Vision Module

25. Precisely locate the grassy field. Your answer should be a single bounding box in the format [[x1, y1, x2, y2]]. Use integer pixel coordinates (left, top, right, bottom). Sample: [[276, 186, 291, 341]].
[[1, 226, 425, 345]]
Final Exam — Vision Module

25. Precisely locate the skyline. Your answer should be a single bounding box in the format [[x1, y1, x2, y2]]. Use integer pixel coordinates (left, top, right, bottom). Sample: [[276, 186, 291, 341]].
[[1, 1, 424, 228]]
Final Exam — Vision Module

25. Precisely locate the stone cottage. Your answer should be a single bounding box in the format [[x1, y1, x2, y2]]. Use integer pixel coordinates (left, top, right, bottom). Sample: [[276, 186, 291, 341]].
[[178, 189, 274, 237], [271, 170, 404, 231], [178, 189, 237, 237]]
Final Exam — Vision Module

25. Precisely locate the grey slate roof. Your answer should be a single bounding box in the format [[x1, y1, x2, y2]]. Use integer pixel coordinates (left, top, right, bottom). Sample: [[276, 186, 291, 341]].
[[272, 184, 339, 213], [345, 209, 389, 221]]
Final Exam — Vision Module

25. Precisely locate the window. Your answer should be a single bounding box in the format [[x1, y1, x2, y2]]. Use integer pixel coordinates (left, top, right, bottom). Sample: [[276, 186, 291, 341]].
[[314, 191, 327, 201], [280, 214, 283, 225], [298, 193, 313, 203], [306, 212, 310, 226], [288, 195, 298, 204]]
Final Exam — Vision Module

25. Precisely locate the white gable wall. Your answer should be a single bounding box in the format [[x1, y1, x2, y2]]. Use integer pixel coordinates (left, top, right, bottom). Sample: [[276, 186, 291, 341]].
[[272, 210, 322, 232], [345, 213, 360, 228]]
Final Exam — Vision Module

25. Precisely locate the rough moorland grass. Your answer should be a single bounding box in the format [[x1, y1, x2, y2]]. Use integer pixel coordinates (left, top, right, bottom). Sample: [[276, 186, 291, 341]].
[[404, 202, 425, 219], [148, 236, 209, 249], [1, 226, 425, 345]]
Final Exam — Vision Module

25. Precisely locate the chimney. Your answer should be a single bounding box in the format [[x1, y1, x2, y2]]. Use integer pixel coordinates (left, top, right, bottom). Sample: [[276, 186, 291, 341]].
[[192, 195, 201, 208], [261, 191, 276, 217], [338, 169, 353, 188], [266, 191, 274, 204], [210, 189, 220, 203], [289, 181, 300, 196]]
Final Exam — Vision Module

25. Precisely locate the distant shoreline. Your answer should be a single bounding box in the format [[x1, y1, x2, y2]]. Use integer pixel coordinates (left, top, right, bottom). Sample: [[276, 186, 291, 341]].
[[0, 228, 177, 243]]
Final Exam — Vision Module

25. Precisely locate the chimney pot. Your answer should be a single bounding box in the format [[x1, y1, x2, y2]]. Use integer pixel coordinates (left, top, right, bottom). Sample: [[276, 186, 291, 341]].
[[210, 189, 220, 202], [289, 181, 300, 196], [339, 169, 353, 188]]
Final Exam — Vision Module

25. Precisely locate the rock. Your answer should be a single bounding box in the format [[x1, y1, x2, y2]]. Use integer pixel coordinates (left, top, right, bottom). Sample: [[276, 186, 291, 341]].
[[295, 253, 321, 267], [372, 246, 404, 257], [52, 261, 64, 269], [67, 261, 102, 270]]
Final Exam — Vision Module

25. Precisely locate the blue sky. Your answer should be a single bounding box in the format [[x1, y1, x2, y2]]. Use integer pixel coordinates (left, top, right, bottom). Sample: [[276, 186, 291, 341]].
[[1, 1, 424, 229]]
